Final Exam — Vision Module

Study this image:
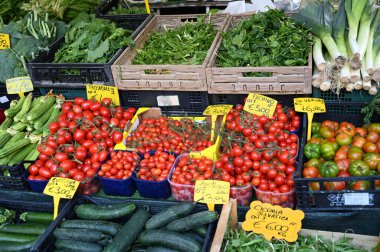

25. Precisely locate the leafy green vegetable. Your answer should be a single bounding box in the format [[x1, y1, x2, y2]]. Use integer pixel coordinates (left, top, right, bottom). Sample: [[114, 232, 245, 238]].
[[53, 13, 133, 64], [0, 0, 27, 24], [133, 15, 217, 65], [108, 4, 149, 15], [217, 10, 312, 68]]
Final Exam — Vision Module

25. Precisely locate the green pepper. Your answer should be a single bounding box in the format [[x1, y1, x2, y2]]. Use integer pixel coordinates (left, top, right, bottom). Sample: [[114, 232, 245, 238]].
[[320, 143, 336, 160], [318, 161, 339, 178], [304, 143, 320, 159], [348, 160, 371, 177], [311, 122, 321, 135]]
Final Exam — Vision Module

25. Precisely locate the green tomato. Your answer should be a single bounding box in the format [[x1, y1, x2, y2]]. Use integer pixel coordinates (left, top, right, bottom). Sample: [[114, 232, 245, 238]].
[[311, 122, 321, 135], [304, 143, 320, 160], [318, 161, 339, 178], [348, 160, 370, 177], [320, 143, 336, 161]]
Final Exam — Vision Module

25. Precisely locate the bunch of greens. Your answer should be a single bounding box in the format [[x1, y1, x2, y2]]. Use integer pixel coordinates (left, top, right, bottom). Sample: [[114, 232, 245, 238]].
[[108, 0, 149, 16], [133, 15, 217, 65], [224, 229, 370, 252], [0, 0, 27, 24], [0, 11, 66, 83], [53, 13, 133, 64], [21, 0, 102, 23], [361, 93, 380, 125], [217, 9, 312, 69]]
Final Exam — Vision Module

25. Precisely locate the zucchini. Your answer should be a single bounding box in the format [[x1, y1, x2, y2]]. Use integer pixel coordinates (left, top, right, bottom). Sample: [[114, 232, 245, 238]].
[[104, 209, 150, 252], [165, 211, 217, 232], [145, 202, 195, 230], [25, 147, 40, 161], [53, 228, 109, 243], [7, 143, 37, 166], [9, 122, 28, 132], [0, 117, 13, 131], [0, 223, 47, 235], [34, 105, 54, 129], [20, 211, 53, 224], [0, 149, 17, 166], [14, 93, 32, 122], [60, 220, 121, 236], [192, 225, 208, 237], [0, 138, 31, 158], [75, 203, 136, 220], [0, 132, 12, 148], [55, 239, 103, 252], [6, 132, 26, 144], [138, 230, 202, 252], [0, 231, 37, 242], [4, 96, 25, 118], [27, 96, 56, 122], [40, 105, 60, 130], [0, 240, 35, 251], [146, 247, 179, 252]]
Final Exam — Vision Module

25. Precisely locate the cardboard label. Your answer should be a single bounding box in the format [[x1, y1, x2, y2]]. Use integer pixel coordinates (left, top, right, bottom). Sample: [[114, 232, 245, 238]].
[[203, 105, 233, 116], [244, 94, 277, 117], [86, 84, 120, 106], [6, 76, 33, 94], [344, 193, 370, 205], [242, 201, 304, 242], [0, 33, 10, 50], [194, 180, 230, 211], [157, 95, 180, 106], [294, 98, 326, 113], [43, 177, 80, 219]]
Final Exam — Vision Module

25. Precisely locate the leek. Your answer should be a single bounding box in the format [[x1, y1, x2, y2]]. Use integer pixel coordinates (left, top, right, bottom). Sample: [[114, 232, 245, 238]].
[[361, 59, 371, 82], [363, 80, 372, 90], [313, 37, 326, 71], [369, 82, 379, 95], [366, 7, 380, 74], [354, 80, 363, 90], [357, 0, 372, 62], [350, 68, 361, 83], [346, 82, 355, 91]]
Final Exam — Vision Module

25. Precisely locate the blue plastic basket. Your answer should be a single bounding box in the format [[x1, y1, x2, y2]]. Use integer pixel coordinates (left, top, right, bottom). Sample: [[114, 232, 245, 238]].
[[24, 171, 48, 193]]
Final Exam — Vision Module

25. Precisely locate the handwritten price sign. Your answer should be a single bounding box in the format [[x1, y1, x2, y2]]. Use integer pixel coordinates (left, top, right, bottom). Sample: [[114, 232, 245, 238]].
[[194, 180, 230, 211], [6, 76, 34, 95], [244, 94, 277, 117], [242, 201, 304, 242], [43, 177, 80, 219], [203, 105, 233, 116], [0, 33, 10, 50], [86, 84, 120, 106]]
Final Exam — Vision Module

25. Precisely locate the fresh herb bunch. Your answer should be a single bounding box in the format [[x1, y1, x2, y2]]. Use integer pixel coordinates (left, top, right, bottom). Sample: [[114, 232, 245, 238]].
[[0, 0, 27, 24], [133, 15, 217, 65], [361, 93, 380, 125], [54, 14, 133, 64], [224, 229, 369, 252], [217, 9, 312, 68], [109, 5, 149, 15]]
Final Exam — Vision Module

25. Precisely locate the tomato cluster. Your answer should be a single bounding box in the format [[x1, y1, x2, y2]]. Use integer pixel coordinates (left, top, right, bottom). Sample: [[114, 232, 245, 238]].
[[99, 151, 140, 179], [171, 156, 214, 185], [125, 117, 213, 155], [303, 121, 380, 191], [28, 97, 136, 194], [137, 151, 176, 181]]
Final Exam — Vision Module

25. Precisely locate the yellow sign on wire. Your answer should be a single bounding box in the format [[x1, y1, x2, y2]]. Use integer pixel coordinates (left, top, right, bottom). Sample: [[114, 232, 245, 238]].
[[244, 93, 277, 117], [86, 84, 120, 106], [6, 76, 34, 97], [194, 180, 230, 211]]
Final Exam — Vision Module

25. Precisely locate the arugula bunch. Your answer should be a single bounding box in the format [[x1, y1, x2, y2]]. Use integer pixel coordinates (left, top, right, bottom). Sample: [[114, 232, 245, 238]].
[[133, 15, 217, 65], [217, 9, 312, 68], [53, 13, 133, 64]]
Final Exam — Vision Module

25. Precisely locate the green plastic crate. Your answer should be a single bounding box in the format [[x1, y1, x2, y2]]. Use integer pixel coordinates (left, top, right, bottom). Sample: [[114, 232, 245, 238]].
[[312, 87, 374, 102], [38, 87, 86, 100]]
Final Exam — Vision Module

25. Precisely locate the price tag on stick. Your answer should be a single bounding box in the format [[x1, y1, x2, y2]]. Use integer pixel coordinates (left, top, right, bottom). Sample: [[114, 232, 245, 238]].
[[244, 94, 278, 117], [294, 98, 326, 140], [86, 84, 120, 106], [43, 177, 80, 219], [242, 201, 304, 242], [6, 76, 34, 97], [194, 180, 230, 211]]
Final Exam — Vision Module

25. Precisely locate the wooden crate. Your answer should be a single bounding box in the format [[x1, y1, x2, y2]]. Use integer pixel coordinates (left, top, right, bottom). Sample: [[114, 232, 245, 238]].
[[206, 15, 312, 94], [111, 14, 228, 91]]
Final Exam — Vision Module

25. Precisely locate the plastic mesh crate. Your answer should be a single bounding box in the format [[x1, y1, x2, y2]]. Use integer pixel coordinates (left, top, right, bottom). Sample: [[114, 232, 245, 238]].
[[38, 87, 87, 100], [313, 87, 374, 102], [96, 0, 151, 22], [0, 162, 30, 190]]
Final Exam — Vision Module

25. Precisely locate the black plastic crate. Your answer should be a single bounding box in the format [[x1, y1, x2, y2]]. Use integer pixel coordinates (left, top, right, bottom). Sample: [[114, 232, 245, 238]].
[[33, 196, 217, 252], [313, 87, 374, 102], [38, 87, 87, 100], [294, 102, 380, 211], [0, 161, 31, 190], [120, 90, 209, 116], [27, 16, 152, 87], [96, 0, 151, 22]]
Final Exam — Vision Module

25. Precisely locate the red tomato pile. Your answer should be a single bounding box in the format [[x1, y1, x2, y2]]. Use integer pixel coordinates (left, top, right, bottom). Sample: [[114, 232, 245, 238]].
[[137, 151, 176, 181], [28, 97, 136, 194], [98, 151, 140, 179], [212, 103, 299, 206], [125, 117, 213, 155]]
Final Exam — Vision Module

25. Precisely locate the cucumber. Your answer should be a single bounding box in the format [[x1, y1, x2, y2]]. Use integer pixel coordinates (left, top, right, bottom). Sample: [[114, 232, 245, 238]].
[[192, 225, 208, 237], [146, 247, 179, 252], [183, 232, 204, 244], [145, 202, 195, 230], [75, 203, 136, 220], [0, 208, 14, 225], [130, 246, 147, 252], [55, 239, 103, 252], [0, 223, 47, 235], [20, 211, 53, 224], [0, 231, 37, 242], [165, 211, 217, 232], [104, 209, 150, 252], [97, 236, 111, 246], [53, 228, 108, 243], [54, 250, 72, 252], [0, 240, 35, 251], [60, 220, 121, 236], [138, 230, 201, 252]]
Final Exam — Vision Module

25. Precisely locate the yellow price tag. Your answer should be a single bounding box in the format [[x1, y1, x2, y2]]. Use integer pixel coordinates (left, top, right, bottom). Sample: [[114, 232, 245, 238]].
[[244, 94, 277, 117], [242, 201, 304, 242], [86, 84, 120, 106], [194, 180, 230, 211], [203, 105, 233, 116], [0, 33, 10, 50], [6, 76, 33, 96], [144, 0, 151, 14], [43, 177, 80, 219], [294, 98, 326, 140]]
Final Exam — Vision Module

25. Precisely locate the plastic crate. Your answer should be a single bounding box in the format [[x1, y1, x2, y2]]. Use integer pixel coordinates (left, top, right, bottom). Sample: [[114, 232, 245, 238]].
[[96, 0, 151, 22], [33, 196, 217, 252], [313, 87, 374, 102], [0, 162, 30, 190], [120, 90, 209, 116], [38, 87, 87, 100], [27, 16, 152, 87]]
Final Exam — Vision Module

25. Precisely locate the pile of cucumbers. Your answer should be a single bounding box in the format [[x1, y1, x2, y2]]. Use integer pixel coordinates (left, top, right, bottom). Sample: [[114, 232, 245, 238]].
[[53, 201, 217, 252], [0, 211, 53, 251]]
